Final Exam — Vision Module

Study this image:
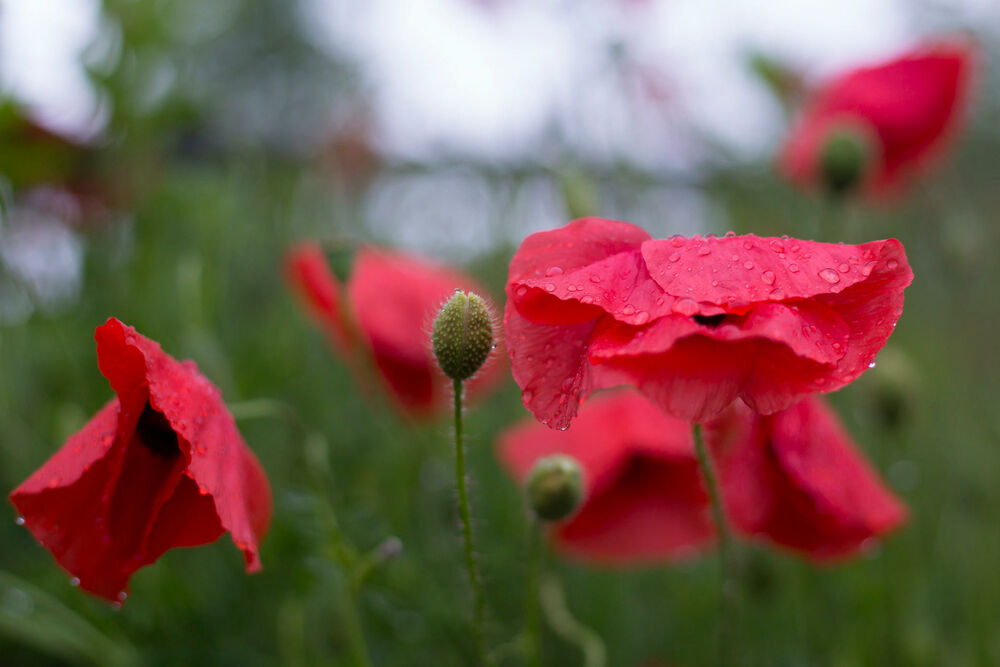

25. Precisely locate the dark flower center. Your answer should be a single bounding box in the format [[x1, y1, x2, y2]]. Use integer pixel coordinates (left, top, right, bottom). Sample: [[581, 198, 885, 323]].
[[693, 313, 727, 328], [136, 402, 180, 458]]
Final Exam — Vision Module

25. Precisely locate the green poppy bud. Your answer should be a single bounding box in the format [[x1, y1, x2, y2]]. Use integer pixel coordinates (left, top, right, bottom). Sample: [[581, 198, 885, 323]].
[[526, 455, 584, 522], [819, 125, 873, 196], [432, 290, 494, 382]]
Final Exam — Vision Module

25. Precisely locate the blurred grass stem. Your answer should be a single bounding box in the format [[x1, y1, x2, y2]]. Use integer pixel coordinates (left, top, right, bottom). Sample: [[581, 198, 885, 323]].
[[538, 574, 605, 667]]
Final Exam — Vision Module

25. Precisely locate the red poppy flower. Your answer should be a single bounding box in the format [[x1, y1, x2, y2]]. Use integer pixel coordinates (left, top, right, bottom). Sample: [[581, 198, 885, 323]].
[[286, 243, 505, 417], [497, 390, 905, 564], [9, 318, 272, 602], [505, 217, 911, 427], [780, 41, 974, 195], [709, 397, 907, 560]]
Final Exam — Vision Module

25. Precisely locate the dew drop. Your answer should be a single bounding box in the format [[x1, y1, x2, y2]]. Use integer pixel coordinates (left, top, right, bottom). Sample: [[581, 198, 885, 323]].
[[545, 266, 564, 276], [543, 283, 556, 292], [868, 361, 877, 369], [580, 295, 593, 304], [69, 577, 80, 587], [515, 286, 528, 297], [634, 311, 650, 325], [838, 263, 850, 273], [589, 274, 601, 283], [832, 342, 842, 351], [769, 240, 784, 253], [768, 288, 786, 301], [743, 240, 753, 250], [15, 516, 25, 526], [522, 389, 534, 403], [697, 246, 711, 256], [622, 304, 636, 315], [743, 261, 754, 270], [670, 236, 684, 248], [724, 231, 736, 237], [862, 261, 876, 276], [818, 268, 840, 284], [669, 252, 681, 263], [761, 270, 775, 285], [672, 298, 699, 317], [887, 259, 899, 270], [788, 263, 799, 273]]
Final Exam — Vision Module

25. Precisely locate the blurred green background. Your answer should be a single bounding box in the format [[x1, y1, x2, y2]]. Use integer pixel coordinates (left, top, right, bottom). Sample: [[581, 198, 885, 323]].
[[2, 0, 1000, 665]]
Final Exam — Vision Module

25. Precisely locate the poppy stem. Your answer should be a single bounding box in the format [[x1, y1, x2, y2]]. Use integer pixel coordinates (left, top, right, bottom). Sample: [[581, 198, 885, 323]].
[[523, 521, 543, 667], [692, 423, 734, 665], [538, 573, 606, 667], [452, 378, 489, 665]]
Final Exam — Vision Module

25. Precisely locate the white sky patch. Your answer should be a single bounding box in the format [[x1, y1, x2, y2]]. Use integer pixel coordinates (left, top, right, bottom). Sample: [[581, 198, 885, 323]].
[[0, 0, 104, 139]]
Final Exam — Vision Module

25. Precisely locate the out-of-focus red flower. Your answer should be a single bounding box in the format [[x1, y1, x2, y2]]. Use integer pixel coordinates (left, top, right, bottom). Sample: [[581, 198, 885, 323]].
[[286, 243, 505, 417], [9, 318, 272, 602], [505, 218, 912, 427], [498, 390, 905, 564], [709, 396, 907, 559], [780, 42, 975, 195]]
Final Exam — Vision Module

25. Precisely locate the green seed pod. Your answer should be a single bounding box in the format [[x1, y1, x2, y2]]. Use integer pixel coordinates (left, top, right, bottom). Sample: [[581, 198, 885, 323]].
[[526, 455, 584, 522], [432, 290, 494, 382], [819, 125, 873, 196]]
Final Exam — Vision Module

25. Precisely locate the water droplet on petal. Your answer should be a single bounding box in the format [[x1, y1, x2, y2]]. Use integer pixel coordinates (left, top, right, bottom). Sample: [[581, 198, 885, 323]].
[[669, 252, 681, 262], [522, 389, 534, 403], [761, 270, 775, 285], [543, 283, 556, 292], [589, 274, 601, 283], [516, 286, 528, 297], [697, 246, 711, 256], [887, 259, 899, 270], [634, 311, 650, 325], [818, 268, 840, 284], [838, 263, 850, 273], [862, 261, 876, 276], [15, 516, 25, 526], [868, 361, 877, 369], [622, 304, 636, 315], [545, 266, 564, 276], [788, 263, 799, 273], [743, 261, 754, 270], [580, 295, 593, 304], [69, 577, 80, 587], [768, 288, 786, 301], [672, 298, 699, 317], [769, 240, 784, 253]]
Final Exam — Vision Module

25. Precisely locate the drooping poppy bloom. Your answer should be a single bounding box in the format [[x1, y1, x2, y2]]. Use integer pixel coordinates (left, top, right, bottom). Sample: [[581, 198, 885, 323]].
[[286, 243, 505, 417], [9, 318, 272, 602], [497, 389, 905, 564], [780, 41, 975, 195], [505, 217, 912, 427]]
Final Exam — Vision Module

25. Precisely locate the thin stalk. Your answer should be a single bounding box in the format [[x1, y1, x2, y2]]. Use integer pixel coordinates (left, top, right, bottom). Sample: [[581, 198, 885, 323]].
[[538, 574, 605, 667], [453, 378, 488, 664], [692, 423, 735, 666], [523, 522, 543, 667]]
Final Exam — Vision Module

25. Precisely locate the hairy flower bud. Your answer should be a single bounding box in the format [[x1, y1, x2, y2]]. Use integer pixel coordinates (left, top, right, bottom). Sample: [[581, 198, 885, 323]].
[[526, 455, 584, 522], [432, 290, 494, 382], [820, 125, 873, 196]]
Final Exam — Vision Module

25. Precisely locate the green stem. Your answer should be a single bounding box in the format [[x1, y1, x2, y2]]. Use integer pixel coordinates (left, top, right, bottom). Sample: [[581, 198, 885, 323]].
[[538, 574, 605, 667], [524, 522, 543, 667], [692, 423, 735, 666], [452, 378, 488, 665]]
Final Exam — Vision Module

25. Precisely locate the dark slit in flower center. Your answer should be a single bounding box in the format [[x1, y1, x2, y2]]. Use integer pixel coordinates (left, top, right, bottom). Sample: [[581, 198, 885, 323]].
[[693, 313, 727, 328], [136, 402, 180, 458]]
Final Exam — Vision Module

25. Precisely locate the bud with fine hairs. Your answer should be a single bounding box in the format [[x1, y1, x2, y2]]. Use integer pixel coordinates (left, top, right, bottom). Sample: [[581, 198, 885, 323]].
[[431, 290, 495, 382], [526, 455, 584, 522]]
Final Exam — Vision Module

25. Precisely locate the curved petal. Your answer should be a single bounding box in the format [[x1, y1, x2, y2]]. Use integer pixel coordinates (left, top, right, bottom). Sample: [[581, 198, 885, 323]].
[[285, 243, 353, 356], [711, 398, 906, 561]]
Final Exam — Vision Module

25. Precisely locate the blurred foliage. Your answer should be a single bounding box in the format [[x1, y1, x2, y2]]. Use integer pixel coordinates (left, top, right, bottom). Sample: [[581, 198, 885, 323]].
[[2, 0, 1000, 665]]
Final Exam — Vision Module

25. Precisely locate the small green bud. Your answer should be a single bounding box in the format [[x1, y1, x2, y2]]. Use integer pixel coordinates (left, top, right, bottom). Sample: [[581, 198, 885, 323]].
[[432, 290, 494, 382], [819, 125, 873, 196], [526, 455, 584, 522]]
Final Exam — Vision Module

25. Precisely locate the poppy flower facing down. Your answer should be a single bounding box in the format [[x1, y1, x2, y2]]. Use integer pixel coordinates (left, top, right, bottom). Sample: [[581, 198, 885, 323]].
[[287, 243, 505, 417], [780, 42, 974, 195], [497, 390, 905, 564], [9, 318, 272, 602], [505, 218, 912, 428]]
